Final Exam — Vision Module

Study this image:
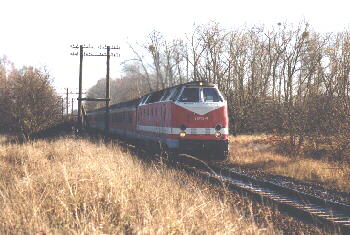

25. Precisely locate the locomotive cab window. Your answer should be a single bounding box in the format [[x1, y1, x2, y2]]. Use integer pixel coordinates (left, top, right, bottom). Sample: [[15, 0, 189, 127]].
[[160, 89, 172, 101], [203, 88, 223, 102], [169, 87, 182, 101], [179, 88, 200, 102], [146, 90, 164, 104], [139, 96, 148, 105]]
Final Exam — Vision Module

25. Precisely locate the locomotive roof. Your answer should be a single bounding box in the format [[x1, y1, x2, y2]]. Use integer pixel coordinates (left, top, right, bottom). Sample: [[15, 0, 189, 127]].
[[171, 81, 215, 89], [140, 80, 215, 96], [86, 80, 216, 114]]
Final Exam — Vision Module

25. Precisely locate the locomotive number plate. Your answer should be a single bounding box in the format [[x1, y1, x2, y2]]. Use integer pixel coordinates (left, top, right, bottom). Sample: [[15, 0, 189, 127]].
[[194, 116, 208, 121]]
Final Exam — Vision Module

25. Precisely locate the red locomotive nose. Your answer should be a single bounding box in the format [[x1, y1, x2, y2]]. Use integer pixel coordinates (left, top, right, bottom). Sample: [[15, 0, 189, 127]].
[[172, 102, 228, 140]]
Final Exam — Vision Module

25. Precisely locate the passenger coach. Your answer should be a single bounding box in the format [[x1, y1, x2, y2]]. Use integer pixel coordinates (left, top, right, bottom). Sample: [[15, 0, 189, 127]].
[[85, 81, 229, 160]]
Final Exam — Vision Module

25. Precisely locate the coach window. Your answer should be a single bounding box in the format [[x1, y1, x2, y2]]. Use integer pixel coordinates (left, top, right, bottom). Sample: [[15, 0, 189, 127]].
[[129, 112, 133, 123], [128, 112, 130, 123]]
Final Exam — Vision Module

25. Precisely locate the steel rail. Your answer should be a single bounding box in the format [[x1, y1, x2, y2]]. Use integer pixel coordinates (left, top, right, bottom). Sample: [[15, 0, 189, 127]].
[[81, 131, 350, 233], [180, 160, 350, 234]]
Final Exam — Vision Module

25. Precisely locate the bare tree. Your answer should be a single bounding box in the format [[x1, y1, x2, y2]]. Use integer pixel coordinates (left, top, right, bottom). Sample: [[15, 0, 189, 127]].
[[87, 22, 350, 159], [127, 43, 153, 92], [147, 31, 165, 90]]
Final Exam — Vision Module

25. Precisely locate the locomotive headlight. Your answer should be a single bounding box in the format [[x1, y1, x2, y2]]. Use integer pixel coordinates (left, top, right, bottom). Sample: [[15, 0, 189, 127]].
[[215, 124, 222, 131], [179, 132, 186, 137], [215, 132, 222, 138]]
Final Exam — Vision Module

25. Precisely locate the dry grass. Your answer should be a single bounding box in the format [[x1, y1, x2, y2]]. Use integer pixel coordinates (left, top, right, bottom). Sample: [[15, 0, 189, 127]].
[[0, 135, 274, 234], [0, 135, 8, 144], [228, 135, 350, 193]]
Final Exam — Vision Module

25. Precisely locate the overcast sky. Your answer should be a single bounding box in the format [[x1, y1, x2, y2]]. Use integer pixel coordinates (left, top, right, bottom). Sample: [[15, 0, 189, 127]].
[[1, 0, 350, 95]]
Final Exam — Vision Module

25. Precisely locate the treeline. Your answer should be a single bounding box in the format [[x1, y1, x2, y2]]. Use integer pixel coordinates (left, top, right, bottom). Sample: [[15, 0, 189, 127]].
[[87, 22, 350, 158], [0, 56, 62, 138]]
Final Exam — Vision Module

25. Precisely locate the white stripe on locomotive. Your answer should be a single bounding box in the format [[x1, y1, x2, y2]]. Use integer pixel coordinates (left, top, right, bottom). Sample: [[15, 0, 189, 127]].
[[136, 125, 229, 135]]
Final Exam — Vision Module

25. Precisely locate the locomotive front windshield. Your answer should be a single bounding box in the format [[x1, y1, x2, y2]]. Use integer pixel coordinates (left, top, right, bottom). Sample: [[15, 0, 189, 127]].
[[179, 88, 200, 102], [178, 87, 223, 102], [203, 88, 222, 102]]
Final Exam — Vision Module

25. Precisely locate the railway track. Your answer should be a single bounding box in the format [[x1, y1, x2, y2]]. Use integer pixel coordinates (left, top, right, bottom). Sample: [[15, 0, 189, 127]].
[[174, 155, 350, 234], [85, 133, 350, 233]]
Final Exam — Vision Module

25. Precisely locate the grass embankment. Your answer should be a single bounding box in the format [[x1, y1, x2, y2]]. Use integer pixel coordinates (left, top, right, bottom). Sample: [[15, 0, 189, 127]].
[[228, 135, 350, 193], [0, 136, 273, 234]]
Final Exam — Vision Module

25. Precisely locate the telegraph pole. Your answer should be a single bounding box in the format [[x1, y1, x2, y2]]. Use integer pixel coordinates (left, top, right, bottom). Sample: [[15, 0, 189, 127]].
[[78, 45, 83, 130], [70, 44, 119, 132], [71, 98, 74, 115], [59, 89, 85, 118], [66, 88, 69, 115], [105, 46, 110, 132]]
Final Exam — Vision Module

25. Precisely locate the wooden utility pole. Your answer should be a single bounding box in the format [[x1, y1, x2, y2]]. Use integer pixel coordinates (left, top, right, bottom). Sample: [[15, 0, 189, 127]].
[[66, 88, 69, 115], [71, 44, 119, 132], [78, 45, 83, 130], [105, 46, 110, 132], [71, 98, 74, 115], [58, 89, 84, 118]]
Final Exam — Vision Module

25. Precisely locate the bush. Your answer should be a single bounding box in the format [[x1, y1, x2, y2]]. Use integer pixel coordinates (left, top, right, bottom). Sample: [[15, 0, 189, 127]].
[[0, 66, 61, 138]]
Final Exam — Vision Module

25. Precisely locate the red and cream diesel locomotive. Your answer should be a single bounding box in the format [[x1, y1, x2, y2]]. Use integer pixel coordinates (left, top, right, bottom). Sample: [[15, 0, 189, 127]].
[[85, 81, 229, 160]]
